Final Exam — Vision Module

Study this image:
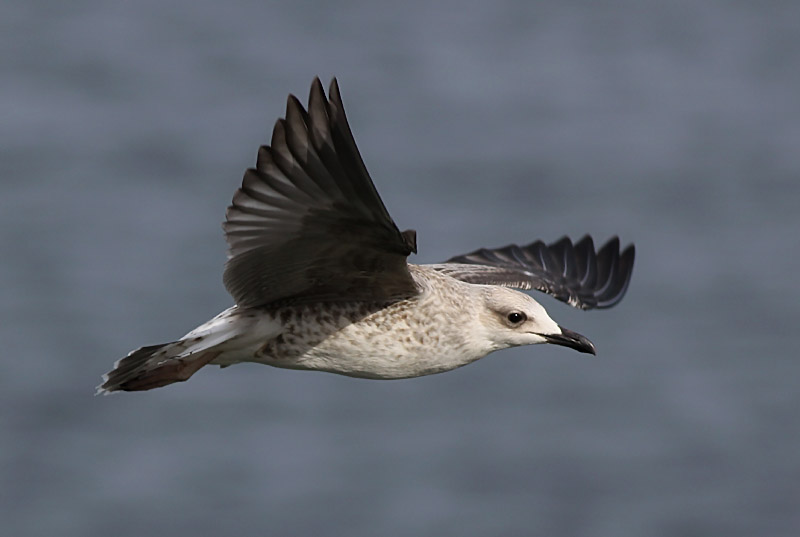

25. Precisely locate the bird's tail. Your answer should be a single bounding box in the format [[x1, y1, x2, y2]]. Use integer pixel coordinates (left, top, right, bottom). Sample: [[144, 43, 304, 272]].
[[97, 306, 265, 394], [96, 340, 220, 394]]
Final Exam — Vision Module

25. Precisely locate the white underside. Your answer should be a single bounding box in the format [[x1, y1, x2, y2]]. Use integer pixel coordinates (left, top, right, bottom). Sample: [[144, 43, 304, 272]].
[[187, 306, 492, 380], [171, 267, 560, 380]]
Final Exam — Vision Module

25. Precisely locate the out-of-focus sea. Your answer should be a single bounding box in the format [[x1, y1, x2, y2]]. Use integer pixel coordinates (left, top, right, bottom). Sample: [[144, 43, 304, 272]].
[[2, 1, 798, 536]]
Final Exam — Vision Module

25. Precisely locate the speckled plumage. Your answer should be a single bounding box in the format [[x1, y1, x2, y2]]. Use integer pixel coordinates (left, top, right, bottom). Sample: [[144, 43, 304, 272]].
[[218, 265, 487, 379], [98, 78, 634, 394]]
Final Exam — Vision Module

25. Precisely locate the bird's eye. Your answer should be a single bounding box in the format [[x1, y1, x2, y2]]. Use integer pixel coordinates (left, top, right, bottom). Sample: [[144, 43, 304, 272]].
[[507, 312, 527, 324]]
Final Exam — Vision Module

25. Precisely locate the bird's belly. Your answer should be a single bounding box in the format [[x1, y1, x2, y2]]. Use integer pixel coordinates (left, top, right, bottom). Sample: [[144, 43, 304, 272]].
[[263, 340, 482, 379], [213, 294, 490, 379], [254, 316, 487, 380]]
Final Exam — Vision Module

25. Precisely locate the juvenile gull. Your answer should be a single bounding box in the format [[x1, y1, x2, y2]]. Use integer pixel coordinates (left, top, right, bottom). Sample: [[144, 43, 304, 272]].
[[98, 78, 635, 394]]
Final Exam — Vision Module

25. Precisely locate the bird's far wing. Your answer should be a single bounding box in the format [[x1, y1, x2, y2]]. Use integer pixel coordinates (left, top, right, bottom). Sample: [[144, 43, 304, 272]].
[[223, 78, 418, 308], [430, 236, 635, 310]]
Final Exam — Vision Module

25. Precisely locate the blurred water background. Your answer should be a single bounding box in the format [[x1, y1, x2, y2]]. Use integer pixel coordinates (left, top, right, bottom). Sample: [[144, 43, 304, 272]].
[[2, 1, 799, 535]]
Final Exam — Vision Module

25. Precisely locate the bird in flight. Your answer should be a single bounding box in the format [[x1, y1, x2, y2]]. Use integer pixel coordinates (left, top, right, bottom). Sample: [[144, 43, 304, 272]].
[[98, 78, 635, 394]]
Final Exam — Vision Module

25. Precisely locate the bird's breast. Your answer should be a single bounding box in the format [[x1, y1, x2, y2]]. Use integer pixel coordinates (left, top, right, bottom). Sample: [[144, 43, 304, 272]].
[[254, 289, 489, 379]]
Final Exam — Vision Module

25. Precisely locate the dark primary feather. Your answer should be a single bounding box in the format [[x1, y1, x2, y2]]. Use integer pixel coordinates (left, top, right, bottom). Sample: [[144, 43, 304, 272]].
[[223, 78, 418, 308], [432, 236, 635, 310]]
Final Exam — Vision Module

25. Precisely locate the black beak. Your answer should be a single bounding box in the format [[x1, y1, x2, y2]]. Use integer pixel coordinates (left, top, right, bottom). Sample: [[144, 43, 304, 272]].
[[542, 327, 596, 355]]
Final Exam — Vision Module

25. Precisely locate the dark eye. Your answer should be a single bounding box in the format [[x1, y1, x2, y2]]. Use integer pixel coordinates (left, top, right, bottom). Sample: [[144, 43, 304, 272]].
[[507, 312, 527, 324]]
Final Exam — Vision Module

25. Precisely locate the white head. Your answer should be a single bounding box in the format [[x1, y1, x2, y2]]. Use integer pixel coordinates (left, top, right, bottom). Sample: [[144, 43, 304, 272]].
[[479, 287, 596, 354]]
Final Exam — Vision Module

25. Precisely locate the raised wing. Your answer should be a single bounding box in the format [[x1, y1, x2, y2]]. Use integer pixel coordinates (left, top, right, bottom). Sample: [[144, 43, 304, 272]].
[[223, 78, 418, 308], [431, 236, 634, 310]]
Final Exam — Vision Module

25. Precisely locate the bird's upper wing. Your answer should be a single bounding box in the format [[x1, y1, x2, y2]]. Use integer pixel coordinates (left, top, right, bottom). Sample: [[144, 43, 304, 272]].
[[429, 236, 634, 310], [223, 78, 418, 308]]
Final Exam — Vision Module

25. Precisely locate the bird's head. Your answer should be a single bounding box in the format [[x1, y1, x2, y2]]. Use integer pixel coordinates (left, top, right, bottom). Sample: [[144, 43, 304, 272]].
[[479, 287, 596, 355]]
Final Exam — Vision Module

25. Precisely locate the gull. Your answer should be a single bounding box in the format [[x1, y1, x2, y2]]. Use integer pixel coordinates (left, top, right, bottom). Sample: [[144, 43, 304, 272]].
[[98, 78, 635, 394]]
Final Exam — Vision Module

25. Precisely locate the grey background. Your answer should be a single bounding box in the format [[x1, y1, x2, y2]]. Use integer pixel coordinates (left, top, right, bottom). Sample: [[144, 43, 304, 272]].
[[2, 1, 799, 536]]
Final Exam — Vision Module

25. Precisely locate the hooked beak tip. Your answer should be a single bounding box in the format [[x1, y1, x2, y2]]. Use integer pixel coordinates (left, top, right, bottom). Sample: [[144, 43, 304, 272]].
[[543, 327, 596, 355]]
